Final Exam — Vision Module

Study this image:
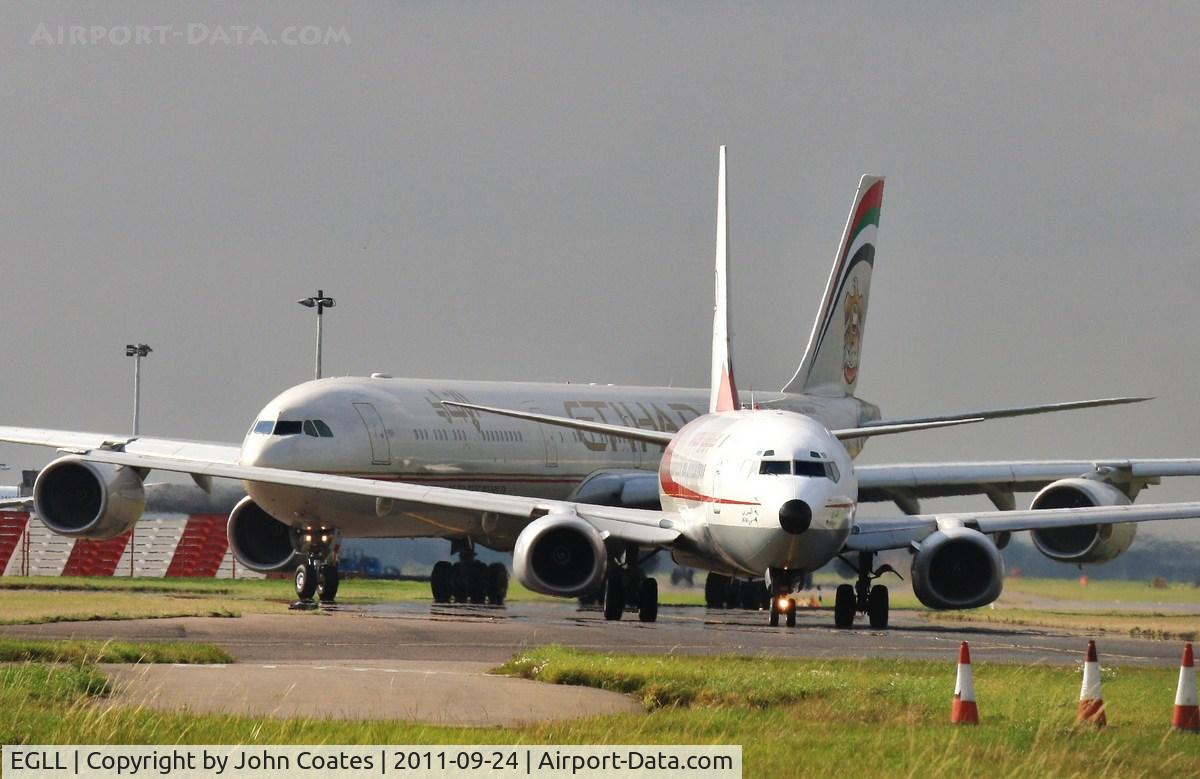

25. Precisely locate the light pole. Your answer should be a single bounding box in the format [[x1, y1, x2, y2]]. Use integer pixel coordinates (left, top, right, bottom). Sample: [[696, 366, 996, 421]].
[[125, 343, 152, 436], [297, 290, 335, 380]]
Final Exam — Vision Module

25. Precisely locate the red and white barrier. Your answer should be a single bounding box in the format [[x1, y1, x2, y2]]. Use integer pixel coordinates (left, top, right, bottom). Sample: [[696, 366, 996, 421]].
[[0, 513, 260, 578]]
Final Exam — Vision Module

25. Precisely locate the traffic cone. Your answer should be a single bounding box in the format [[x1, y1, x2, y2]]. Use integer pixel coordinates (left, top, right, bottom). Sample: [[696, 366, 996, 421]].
[[1172, 642, 1200, 732], [1077, 640, 1106, 726], [951, 641, 979, 725]]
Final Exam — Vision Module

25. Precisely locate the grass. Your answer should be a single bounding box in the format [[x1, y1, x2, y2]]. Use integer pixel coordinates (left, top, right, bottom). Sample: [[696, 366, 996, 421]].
[[0, 638, 232, 665], [927, 608, 1200, 641], [0, 590, 251, 625], [1001, 577, 1200, 605], [1, 646, 1197, 777]]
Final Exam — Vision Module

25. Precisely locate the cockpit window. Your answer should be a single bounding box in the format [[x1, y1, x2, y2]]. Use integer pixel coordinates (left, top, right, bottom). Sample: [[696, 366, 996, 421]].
[[273, 420, 303, 436], [252, 420, 274, 435], [759, 459, 840, 480], [303, 420, 319, 437], [312, 420, 334, 438], [793, 460, 826, 477]]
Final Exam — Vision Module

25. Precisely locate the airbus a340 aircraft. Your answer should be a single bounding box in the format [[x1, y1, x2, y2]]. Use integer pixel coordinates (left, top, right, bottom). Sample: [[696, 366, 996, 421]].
[[3, 148, 1199, 627]]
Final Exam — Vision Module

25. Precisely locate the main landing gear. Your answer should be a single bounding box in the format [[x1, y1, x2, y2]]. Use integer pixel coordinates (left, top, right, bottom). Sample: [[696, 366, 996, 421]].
[[601, 546, 658, 623], [833, 550, 900, 630], [430, 538, 509, 605], [703, 573, 771, 611], [291, 527, 342, 609]]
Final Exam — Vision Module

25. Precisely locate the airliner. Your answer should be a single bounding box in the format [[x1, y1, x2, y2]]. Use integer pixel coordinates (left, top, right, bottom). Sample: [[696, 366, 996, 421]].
[[3, 148, 1198, 624]]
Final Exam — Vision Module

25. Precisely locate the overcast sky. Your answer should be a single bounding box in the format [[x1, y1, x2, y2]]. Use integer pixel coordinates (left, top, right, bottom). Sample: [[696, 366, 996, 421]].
[[2, 3, 1198, 540]]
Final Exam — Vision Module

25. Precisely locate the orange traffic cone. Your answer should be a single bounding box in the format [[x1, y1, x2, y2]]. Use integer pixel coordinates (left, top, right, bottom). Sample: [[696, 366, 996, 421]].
[[1172, 642, 1200, 732], [1077, 640, 1106, 726], [951, 641, 979, 725]]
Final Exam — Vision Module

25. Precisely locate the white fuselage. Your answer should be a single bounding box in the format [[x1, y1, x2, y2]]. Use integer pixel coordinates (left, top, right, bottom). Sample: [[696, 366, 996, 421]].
[[239, 376, 876, 549], [659, 410, 858, 578]]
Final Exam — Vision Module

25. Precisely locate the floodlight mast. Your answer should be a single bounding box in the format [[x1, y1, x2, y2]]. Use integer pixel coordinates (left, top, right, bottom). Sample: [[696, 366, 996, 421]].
[[124, 343, 152, 436], [297, 290, 335, 380]]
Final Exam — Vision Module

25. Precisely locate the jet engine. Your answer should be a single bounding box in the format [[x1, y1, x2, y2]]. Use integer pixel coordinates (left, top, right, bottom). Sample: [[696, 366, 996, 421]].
[[512, 514, 607, 597], [567, 470, 661, 511], [910, 526, 1004, 609], [33, 456, 145, 538], [226, 496, 301, 572], [1028, 478, 1136, 564]]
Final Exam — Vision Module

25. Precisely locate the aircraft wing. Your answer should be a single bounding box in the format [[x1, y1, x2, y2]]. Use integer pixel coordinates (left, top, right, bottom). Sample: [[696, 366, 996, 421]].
[[440, 401, 675, 446], [857, 459, 1200, 506], [862, 396, 1149, 429], [63, 449, 680, 548], [444, 401, 989, 443], [0, 426, 243, 465], [0, 497, 32, 511], [845, 501, 1200, 553]]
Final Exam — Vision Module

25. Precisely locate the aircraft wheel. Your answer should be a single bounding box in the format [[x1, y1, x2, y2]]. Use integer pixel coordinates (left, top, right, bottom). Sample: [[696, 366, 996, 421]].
[[785, 598, 797, 628], [467, 560, 488, 604], [834, 583, 856, 628], [704, 573, 727, 609], [451, 562, 469, 603], [486, 562, 509, 605], [868, 584, 889, 629], [603, 574, 625, 621], [430, 560, 453, 603], [734, 580, 753, 609], [768, 597, 780, 627], [725, 578, 743, 609], [294, 562, 318, 601], [317, 564, 340, 603], [638, 577, 658, 623]]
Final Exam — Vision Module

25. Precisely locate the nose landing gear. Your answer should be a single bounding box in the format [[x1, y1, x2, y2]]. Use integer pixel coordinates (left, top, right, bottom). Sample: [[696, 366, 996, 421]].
[[291, 527, 342, 609]]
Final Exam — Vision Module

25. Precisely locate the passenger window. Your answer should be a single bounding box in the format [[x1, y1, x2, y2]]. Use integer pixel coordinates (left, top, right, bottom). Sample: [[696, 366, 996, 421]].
[[759, 461, 791, 475], [253, 420, 274, 435], [313, 420, 334, 437], [273, 420, 302, 436], [303, 420, 319, 437]]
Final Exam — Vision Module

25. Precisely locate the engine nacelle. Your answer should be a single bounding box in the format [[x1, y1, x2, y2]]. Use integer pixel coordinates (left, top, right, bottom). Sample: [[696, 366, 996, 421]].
[[512, 514, 607, 598], [226, 496, 301, 573], [33, 457, 145, 538], [1029, 478, 1137, 564], [567, 470, 662, 511], [910, 526, 1004, 610]]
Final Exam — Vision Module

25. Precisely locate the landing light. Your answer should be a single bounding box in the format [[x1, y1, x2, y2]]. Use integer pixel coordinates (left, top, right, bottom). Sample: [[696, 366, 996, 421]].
[[304, 534, 312, 543], [777, 597, 791, 612]]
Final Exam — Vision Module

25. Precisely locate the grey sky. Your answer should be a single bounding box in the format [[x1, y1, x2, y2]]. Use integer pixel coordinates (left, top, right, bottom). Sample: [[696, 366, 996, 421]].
[[2, 3, 1198, 539]]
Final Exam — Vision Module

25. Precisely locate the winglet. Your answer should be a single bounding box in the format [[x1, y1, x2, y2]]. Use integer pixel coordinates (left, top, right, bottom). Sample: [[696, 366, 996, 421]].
[[710, 145, 739, 413]]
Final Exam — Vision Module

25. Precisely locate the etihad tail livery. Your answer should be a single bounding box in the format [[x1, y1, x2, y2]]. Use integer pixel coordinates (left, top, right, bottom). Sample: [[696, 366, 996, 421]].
[[1, 147, 1194, 619], [784, 175, 883, 397]]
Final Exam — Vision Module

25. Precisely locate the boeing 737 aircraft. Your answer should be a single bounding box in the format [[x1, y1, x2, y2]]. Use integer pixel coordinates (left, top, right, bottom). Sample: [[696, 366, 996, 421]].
[[3, 148, 1198, 623]]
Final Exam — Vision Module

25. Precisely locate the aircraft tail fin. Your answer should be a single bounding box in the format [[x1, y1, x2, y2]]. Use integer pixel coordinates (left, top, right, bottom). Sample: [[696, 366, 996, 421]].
[[782, 175, 885, 397], [710, 146, 739, 413]]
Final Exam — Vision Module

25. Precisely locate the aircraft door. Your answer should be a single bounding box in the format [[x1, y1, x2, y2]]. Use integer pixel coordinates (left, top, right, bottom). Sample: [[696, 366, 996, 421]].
[[353, 402, 391, 465], [525, 403, 558, 468]]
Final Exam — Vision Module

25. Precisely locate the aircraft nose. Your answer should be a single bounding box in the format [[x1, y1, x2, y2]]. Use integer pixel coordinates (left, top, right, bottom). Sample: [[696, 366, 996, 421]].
[[778, 499, 812, 535]]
